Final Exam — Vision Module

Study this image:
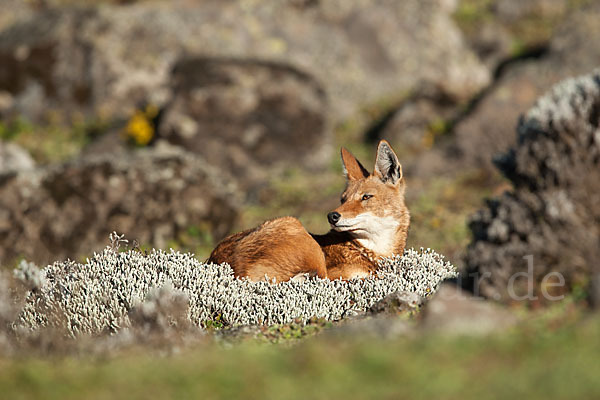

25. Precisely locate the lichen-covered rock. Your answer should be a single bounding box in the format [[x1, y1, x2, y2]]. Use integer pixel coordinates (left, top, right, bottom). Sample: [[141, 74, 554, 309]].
[[17, 246, 457, 336], [463, 70, 600, 304], [0, 145, 240, 267], [159, 58, 331, 189]]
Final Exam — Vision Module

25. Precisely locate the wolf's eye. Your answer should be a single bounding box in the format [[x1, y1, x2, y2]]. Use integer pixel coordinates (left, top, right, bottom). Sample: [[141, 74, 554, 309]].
[[340, 196, 347, 204], [361, 194, 373, 201]]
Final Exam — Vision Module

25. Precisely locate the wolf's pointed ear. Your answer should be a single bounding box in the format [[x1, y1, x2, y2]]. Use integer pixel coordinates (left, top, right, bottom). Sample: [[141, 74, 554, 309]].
[[374, 140, 403, 184], [341, 147, 369, 181]]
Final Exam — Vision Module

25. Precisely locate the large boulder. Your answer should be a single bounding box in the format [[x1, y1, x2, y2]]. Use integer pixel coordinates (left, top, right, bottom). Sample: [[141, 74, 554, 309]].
[[0, 7, 171, 122], [0, 144, 240, 267], [450, 2, 600, 174], [159, 58, 330, 190], [0, 0, 489, 124], [462, 70, 600, 304], [363, 0, 588, 155]]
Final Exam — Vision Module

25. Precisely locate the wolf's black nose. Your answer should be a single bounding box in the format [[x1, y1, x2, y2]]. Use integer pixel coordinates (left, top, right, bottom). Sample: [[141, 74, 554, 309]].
[[327, 212, 341, 225]]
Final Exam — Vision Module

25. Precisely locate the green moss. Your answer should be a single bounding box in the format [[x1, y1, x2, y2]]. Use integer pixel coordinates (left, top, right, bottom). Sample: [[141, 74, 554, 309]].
[[257, 318, 334, 344], [0, 116, 33, 141], [0, 114, 108, 164], [453, 0, 494, 36], [428, 118, 451, 136]]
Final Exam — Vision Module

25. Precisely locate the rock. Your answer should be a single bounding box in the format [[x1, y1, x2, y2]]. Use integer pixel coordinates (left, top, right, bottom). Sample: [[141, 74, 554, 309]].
[[378, 0, 590, 179], [369, 290, 423, 314], [0, 141, 35, 173], [451, 3, 600, 173], [0, 0, 489, 124], [80, 129, 129, 158], [0, 145, 240, 266], [159, 58, 330, 190], [463, 21, 513, 71], [0, 0, 34, 33], [450, 63, 553, 173], [0, 7, 172, 122], [369, 93, 458, 152], [330, 314, 413, 339], [421, 284, 518, 335], [373, 1, 590, 171], [462, 70, 600, 304], [455, 0, 573, 68]]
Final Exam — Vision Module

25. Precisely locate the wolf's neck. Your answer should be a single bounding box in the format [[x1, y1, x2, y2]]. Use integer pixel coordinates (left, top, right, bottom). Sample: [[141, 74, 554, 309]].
[[352, 219, 402, 257], [313, 225, 404, 259]]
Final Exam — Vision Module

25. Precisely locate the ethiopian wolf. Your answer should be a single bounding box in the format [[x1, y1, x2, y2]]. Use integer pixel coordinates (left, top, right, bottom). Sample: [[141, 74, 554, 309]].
[[208, 140, 410, 282]]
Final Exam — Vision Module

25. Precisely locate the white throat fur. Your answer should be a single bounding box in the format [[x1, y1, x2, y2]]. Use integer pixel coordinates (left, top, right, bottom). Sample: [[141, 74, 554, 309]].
[[334, 213, 400, 256]]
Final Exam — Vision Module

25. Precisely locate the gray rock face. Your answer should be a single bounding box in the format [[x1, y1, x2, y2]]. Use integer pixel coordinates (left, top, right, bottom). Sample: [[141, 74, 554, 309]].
[[452, 3, 600, 173], [159, 58, 331, 189], [463, 70, 600, 304], [0, 145, 240, 266], [421, 284, 518, 335], [0, 0, 489, 123]]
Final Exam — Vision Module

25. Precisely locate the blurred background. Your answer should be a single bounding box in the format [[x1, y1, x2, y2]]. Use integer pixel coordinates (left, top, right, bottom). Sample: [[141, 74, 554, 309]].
[[2, 1, 600, 398], [3, 0, 598, 271]]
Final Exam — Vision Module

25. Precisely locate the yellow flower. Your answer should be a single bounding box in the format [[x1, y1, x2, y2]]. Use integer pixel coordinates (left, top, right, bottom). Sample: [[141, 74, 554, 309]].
[[126, 110, 154, 146]]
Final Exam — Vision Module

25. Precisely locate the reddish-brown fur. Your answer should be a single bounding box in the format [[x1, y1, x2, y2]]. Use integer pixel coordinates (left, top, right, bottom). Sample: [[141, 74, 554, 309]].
[[208, 140, 410, 282], [208, 217, 327, 282]]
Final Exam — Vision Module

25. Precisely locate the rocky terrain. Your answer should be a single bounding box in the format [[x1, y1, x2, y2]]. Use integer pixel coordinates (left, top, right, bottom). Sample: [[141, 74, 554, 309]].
[[463, 69, 600, 304], [0, 144, 240, 265], [0, 2, 599, 382]]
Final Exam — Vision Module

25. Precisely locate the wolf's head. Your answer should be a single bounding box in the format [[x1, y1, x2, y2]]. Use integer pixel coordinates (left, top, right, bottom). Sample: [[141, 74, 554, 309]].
[[327, 140, 410, 255]]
